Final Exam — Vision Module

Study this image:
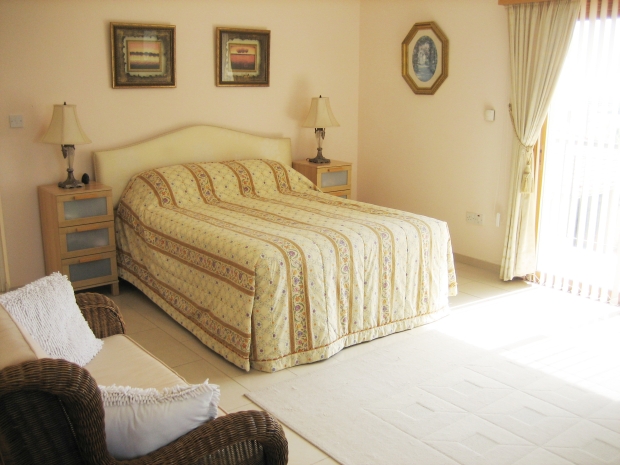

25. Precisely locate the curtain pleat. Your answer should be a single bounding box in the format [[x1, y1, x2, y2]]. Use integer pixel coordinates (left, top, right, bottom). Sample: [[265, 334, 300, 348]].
[[500, 0, 581, 281]]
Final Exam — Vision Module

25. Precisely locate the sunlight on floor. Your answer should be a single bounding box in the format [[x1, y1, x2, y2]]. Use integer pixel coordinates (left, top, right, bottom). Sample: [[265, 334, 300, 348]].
[[437, 269, 620, 403]]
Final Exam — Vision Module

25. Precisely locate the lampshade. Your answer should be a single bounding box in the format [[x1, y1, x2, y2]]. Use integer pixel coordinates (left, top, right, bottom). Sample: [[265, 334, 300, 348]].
[[302, 96, 340, 129], [41, 103, 91, 145]]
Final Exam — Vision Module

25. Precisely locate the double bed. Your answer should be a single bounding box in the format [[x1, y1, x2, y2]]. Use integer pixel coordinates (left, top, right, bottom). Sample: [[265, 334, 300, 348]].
[[94, 125, 457, 372]]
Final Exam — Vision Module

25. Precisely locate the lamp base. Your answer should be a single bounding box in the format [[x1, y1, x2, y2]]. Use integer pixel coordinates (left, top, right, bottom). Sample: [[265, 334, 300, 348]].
[[308, 148, 330, 164], [58, 169, 83, 189]]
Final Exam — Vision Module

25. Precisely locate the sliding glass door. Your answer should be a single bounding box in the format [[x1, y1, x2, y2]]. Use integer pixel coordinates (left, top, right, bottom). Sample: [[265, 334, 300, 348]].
[[536, 1, 620, 304]]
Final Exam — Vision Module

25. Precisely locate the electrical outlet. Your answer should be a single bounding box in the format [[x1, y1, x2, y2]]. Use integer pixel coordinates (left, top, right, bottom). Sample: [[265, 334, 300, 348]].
[[9, 115, 23, 128], [466, 211, 483, 225]]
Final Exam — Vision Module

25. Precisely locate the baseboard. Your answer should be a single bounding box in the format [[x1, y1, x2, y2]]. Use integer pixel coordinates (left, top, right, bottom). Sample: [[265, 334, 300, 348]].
[[453, 253, 500, 274]]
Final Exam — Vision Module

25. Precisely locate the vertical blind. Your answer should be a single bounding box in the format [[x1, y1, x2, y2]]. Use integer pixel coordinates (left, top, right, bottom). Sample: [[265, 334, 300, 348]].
[[536, 0, 620, 304]]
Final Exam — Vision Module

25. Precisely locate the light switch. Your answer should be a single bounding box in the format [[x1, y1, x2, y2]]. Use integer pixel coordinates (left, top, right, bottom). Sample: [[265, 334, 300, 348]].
[[9, 115, 23, 128]]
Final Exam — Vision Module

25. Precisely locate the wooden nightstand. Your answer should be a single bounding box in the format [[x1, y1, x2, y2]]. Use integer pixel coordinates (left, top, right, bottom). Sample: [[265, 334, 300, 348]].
[[38, 182, 119, 295], [292, 159, 352, 199]]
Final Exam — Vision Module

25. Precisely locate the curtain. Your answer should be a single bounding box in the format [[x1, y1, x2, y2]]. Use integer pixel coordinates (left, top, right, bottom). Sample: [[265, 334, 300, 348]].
[[500, 0, 581, 281], [536, 0, 620, 304]]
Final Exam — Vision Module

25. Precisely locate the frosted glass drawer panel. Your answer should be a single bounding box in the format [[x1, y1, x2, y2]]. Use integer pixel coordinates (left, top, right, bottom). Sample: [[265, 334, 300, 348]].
[[320, 170, 348, 188], [67, 228, 109, 251], [68, 257, 111, 282], [59, 222, 115, 259], [61, 251, 118, 290], [63, 197, 108, 220]]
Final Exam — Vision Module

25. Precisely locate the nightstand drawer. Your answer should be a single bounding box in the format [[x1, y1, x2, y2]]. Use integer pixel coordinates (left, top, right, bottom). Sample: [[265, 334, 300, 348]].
[[59, 221, 116, 259], [56, 190, 113, 227], [292, 159, 353, 196], [318, 168, 350, 191], [329, 190, 351, 199], [61, 251, 118, 290]]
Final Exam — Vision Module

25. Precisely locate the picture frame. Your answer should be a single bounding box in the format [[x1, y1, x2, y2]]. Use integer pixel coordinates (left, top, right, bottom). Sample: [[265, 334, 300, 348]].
[[110, 23, 176, 88], [216, 28, 270, 87], [402, 22, 449, 95]]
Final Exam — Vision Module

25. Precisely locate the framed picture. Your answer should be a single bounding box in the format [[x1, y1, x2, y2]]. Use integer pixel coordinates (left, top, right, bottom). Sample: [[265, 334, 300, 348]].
[[216, 28, 270, 87], [110, 23, 176, 88], [402, 22, 449, 95]]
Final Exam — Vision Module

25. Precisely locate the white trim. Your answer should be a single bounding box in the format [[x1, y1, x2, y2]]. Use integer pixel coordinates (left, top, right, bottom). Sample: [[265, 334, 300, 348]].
[[0, 192, 10, 293]]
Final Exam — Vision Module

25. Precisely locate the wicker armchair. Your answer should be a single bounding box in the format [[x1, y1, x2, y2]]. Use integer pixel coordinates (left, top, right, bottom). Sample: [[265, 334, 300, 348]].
[[0, 293, 288, 465]]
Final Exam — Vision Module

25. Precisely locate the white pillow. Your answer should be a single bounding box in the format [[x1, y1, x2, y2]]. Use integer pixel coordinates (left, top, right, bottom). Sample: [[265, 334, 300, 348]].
[[0, 272, 103, 366], [100, 380, 220, 460]]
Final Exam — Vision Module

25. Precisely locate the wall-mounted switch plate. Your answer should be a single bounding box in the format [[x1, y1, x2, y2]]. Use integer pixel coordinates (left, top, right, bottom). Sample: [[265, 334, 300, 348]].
[[9, 115, 23, 128], [466, 211, 484, 225]]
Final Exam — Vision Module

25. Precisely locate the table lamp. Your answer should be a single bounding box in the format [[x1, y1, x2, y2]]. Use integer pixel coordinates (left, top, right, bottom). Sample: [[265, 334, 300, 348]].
[[302, 96, 339, 164], [41, 103, 92, 188]]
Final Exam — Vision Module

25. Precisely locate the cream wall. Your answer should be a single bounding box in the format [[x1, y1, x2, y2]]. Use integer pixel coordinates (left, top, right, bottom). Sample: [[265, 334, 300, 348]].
[[0, 0, 360, 288], [358, 0, 513, 266]]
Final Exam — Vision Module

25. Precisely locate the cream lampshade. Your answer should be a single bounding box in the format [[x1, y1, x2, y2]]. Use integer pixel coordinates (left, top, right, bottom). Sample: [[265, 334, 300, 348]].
[[302, 96, 339, 164], [42, 103, 91, 189]]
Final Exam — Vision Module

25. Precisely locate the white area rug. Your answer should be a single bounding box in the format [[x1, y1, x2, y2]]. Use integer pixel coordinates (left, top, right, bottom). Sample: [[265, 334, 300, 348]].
[[247, 287, 620, 465]]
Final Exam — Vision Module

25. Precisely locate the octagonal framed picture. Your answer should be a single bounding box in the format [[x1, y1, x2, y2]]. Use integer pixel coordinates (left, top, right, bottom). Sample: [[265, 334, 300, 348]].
[[402, 21, 449, 95]]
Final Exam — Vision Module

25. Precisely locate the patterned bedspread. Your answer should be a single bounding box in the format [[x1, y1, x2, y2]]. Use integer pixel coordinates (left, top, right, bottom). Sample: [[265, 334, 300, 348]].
[[116, 159, 457, 372]]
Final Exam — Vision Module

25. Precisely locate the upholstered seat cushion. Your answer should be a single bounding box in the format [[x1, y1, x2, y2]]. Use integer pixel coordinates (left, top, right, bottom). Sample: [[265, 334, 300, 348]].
[[0, 303, 47, 371], [85, 334, 187, 390]]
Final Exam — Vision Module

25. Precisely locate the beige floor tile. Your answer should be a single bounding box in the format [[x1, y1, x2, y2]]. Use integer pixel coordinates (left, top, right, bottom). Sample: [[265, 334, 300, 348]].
[[450, 291, 482, 308], [228, 400, 264, 413], [455, 276, 475, 286], [109, 285, 155, 311], [118, 306, 156, 335], [174, 359, 251, 411], [458, 281, 513, 299], [195, 346, 249, 378], [455, 263, 502, 282], [128, 327, 202, 368]]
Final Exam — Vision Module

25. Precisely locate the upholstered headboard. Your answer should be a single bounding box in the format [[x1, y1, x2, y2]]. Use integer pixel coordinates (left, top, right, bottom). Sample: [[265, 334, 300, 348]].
[[93, 125, 293, 207]]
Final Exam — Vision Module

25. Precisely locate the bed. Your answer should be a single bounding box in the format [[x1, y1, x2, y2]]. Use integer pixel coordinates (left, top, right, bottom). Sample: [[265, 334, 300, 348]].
[[94, 125, 457, 372]]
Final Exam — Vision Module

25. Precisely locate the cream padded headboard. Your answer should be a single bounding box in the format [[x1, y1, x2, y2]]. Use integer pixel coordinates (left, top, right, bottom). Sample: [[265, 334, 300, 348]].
[[93, 125, 292, 207]]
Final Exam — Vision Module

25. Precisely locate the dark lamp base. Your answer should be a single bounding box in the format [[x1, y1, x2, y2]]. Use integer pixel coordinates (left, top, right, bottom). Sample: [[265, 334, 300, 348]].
[[308, 148, 330, 164], [58, 169, 83, 189]]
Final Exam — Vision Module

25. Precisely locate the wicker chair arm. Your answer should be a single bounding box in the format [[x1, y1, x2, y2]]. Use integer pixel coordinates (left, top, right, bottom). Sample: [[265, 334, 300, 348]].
[[0, 358, 115, 465], [76, 292, 126, 338], [1, 359, 287, 465], [126, 410, 288, 465]]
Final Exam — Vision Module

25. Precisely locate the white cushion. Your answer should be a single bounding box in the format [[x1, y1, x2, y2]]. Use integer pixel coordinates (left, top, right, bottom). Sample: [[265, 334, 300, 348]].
[[0, 273, 103, 366], [100, 381, 220, 460]]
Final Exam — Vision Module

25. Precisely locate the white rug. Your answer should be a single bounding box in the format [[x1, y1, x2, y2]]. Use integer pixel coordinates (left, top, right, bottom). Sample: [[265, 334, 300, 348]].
[[247, 287, 620, 465]]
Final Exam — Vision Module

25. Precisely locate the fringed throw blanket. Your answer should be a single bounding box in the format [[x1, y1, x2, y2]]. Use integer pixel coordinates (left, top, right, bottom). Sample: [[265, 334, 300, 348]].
[[116, 159, 457, 372]]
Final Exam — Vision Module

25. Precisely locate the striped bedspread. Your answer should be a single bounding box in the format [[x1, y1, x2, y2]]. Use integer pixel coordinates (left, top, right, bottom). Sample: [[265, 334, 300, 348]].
[[116, 159, 457, 372]]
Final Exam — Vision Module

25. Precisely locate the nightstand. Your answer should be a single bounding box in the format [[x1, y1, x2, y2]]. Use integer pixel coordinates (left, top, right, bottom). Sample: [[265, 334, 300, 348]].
[[38, 182, 119, 295], [292, 159, 352, 199]]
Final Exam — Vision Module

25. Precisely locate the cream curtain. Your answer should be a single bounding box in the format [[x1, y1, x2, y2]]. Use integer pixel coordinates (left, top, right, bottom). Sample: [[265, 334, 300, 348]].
[[500, 0, 581, 281]]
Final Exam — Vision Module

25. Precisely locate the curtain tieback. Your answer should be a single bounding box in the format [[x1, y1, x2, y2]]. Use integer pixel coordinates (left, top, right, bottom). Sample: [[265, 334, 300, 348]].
[[509, 104, 535, 194]]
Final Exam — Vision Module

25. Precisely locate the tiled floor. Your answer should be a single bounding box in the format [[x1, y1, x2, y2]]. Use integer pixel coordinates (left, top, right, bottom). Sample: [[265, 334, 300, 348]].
[[99, 262, 530, 465]]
